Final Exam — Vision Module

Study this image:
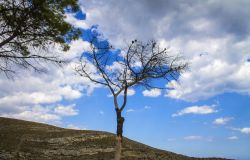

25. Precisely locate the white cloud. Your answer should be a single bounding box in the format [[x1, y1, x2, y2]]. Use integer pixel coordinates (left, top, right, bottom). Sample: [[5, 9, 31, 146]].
[[65, 13, 89, 29], [78, 1, 250, 102], [184, 135, 213, 142], [126, 109, 135, 113], [60, 86, 82, 100], [142, 89, 161, 97], [213, 117, 233, 125], [66, 123, 88, 130], [228, 136, 238, 140], [0, 39, 100, 124], [172, 104, 218, 117], [1, 105, 60, 123], [66, 124, 81, 130], [106, 61, 124, 72], [0, 92, 61, 107], [165, 37, 250, 101], [184, 136, 202, 140], [0, 86, 82, 108], [240, 128, 250, 134], [144, 106, 151, 109], [107, 88, 136, 97], [54, 104, 78, 116], [231, 127, 250, 134], [127, 89, 136, 96], [1, 104, 79, 124]]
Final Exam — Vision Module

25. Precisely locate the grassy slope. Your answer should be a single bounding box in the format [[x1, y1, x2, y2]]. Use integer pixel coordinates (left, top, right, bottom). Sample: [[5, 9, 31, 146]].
[[0, 117, 228, 160]]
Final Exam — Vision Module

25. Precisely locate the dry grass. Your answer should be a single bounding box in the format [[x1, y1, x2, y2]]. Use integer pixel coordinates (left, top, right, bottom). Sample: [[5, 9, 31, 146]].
[[0, 117, 229, 160]]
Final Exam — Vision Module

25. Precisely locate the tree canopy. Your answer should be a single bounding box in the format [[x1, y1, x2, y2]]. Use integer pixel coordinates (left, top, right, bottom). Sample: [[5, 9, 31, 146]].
[[76, 38, 188, 160], [0, 0, 81, 75]]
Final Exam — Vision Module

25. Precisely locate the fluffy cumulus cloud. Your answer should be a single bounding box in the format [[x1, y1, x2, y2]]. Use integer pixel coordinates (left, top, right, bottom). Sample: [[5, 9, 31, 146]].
[[166, 50, 250, 101], [65, 11, 89, 29], [0, 39, 99, 123], [213, 117, 234, 125], [126, 89, 136, 96], [172, 104, 217, 117], [232, 127, 250, 134], [79, 0, 250, 101], [240, 128, 250, 134], [54, 104, 78, 116], [1, 104, 78, 123], [142, 89, 161, 97]]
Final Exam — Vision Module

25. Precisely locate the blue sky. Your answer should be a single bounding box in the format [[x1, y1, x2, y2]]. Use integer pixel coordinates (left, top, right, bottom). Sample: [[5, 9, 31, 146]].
[[1, 0, 250, 159]]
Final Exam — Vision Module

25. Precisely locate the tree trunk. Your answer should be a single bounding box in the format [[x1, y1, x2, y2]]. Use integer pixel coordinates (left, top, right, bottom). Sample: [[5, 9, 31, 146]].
[[114, 135, 122, 160], [114, 109, 124, 160]]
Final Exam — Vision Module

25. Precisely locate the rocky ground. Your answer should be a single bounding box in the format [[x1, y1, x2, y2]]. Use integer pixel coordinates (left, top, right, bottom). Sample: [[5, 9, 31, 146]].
[[0, 117, 230, 160]]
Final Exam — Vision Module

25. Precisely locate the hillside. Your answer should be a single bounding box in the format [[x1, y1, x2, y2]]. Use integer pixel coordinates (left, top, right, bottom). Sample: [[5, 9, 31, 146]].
[[0, 117, 228, 160]]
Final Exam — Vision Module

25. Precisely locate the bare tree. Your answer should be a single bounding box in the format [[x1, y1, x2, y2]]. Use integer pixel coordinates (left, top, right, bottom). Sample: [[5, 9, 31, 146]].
[[76, 39, 188, 160]]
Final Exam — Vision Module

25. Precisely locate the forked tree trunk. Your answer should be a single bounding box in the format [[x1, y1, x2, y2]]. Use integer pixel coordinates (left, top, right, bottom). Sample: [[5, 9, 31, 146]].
[[114, 109, 124, 160]]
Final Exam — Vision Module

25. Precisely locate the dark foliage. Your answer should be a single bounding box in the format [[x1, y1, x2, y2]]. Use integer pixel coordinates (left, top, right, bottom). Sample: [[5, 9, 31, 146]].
[[0, 0, 81, 75]]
